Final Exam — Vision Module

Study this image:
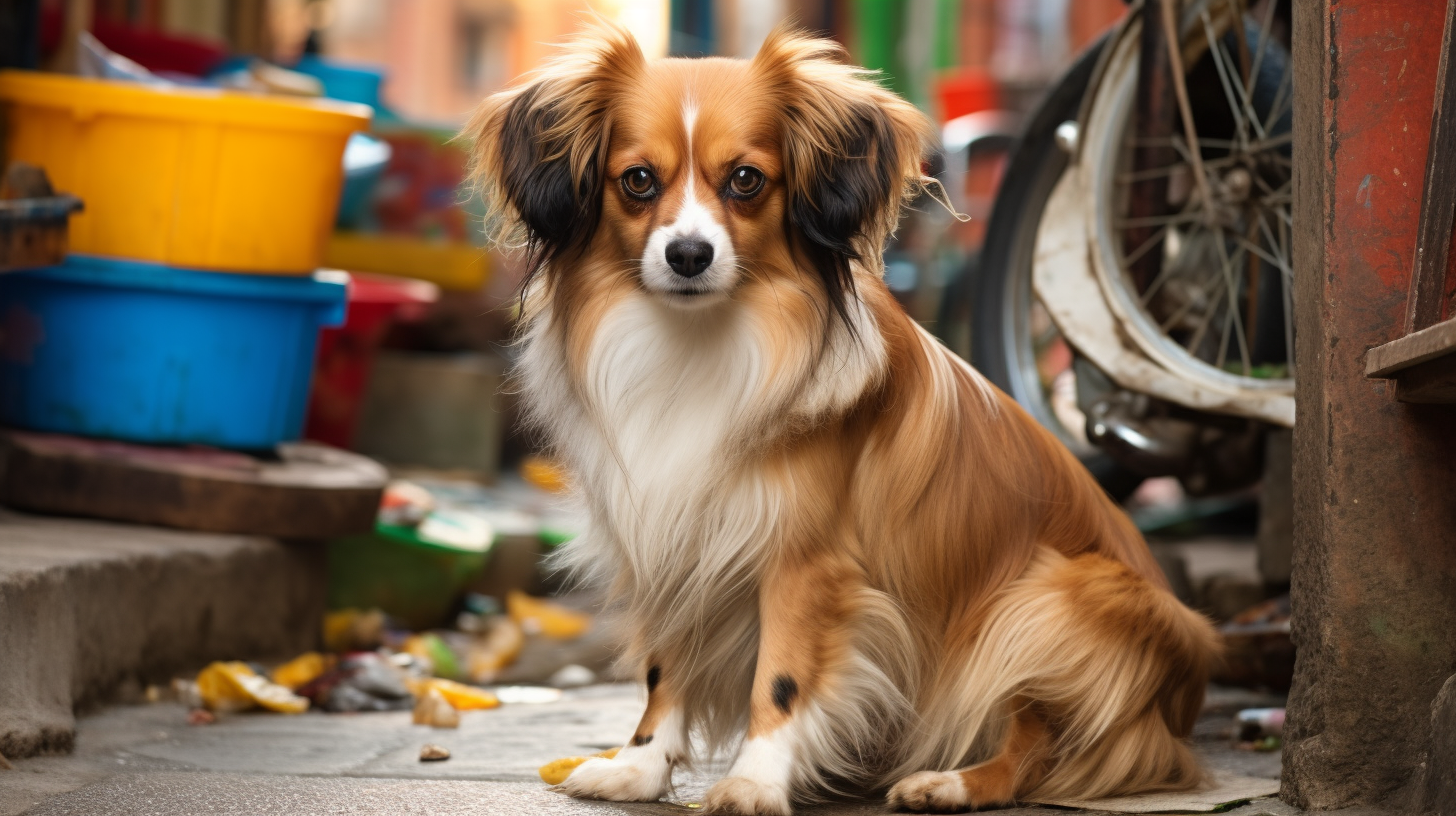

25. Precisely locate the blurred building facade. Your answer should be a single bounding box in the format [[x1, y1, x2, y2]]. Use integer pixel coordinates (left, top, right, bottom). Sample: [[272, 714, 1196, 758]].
[[292, 0, 1124, 125]]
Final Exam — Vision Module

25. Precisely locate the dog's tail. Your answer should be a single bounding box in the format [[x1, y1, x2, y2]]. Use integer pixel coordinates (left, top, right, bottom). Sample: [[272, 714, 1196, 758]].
[[891, 547, 1220, 799]]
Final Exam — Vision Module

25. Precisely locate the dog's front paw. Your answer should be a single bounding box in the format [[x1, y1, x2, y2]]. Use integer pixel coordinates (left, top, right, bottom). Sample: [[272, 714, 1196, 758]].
[[887, 771, 969, 813], [558, 756, 671, 802], [702, 776, 791, 816]]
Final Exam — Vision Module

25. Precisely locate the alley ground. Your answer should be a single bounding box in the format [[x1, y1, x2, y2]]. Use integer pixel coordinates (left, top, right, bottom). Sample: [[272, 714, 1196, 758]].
[[1, 683, 1285, 816]]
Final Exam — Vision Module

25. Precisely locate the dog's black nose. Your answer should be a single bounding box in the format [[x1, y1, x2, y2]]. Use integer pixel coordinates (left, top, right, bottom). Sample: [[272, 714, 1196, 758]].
[[665, 238, 713, 278]]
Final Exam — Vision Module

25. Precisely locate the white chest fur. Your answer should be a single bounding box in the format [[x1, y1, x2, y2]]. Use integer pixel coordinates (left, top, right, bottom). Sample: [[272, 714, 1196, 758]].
[[518, 292, 885, 607]]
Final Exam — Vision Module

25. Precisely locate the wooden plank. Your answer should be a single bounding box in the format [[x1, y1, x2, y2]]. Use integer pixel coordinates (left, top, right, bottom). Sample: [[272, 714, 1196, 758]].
[[1365, 315, 1456, 376], [0, 432, 387, 539], [1407, 0, 1456, 332], [1394, 352, 1456, 403]]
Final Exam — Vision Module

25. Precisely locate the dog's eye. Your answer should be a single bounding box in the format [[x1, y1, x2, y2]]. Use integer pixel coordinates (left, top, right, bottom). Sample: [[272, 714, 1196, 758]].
[[621, 166, 658, 200], [728, 166, 765, 198]]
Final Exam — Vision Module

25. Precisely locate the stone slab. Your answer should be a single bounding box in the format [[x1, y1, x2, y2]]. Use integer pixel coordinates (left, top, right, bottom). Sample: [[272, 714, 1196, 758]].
[[0, 509, 325, 759]]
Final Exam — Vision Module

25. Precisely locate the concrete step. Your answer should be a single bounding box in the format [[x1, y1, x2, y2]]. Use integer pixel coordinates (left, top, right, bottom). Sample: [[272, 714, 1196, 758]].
[[0, 509, 325, 760]]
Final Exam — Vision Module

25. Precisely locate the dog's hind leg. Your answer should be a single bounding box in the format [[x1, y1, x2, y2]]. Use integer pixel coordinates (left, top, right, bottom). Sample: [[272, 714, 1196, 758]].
[[559, 660, 687, 802], [890, 548, 1217, 808], [886, 697, 1050, 812]]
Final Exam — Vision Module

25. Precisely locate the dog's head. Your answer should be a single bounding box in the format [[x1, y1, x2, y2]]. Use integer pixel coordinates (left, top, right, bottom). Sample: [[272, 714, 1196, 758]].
[[466, 22, 934, 324]]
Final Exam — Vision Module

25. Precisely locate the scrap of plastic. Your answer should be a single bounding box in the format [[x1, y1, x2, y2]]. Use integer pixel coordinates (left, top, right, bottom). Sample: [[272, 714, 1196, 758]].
[[343, 652, 413, 699], [196, 662, 309, 714], [1235, 707, 1286, 739], [323, 608, 386, 653], [379, 481, 436, 527], [407, 677, 500, 711], [549, 664, 597, 688], [538, 747, 620, 785], [465, 616, 524, 684], [403, 633, 463, 680], [506, 591, 591, 640], [412, 689, 461, 728], [299, 652, 414, 713], [271, 652, 331, 690], [494, 686, 563, 705]]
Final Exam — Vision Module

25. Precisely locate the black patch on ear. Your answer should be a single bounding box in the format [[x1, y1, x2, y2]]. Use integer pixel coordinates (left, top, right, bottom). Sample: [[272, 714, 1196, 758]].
[[789, 103, 903, 331], [498, 84, 603, 283], [771, 675, 798, 714], [646, 665, 661, 693], [631, 734, 654, 746]]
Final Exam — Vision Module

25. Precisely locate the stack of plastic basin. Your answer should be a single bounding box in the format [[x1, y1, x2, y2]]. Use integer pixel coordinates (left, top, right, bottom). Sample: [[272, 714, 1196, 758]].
[[0, 71, 369, 449], [305, 272, 438, 449]]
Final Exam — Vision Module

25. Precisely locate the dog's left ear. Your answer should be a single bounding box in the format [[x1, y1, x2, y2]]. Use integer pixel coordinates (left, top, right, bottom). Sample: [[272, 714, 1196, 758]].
[[752, 28, 935, 321], [465, 22, 646, 279]]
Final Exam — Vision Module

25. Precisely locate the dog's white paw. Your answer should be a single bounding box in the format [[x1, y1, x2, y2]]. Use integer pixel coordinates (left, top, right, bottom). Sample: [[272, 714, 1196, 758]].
[[558, 756, 671, 802], [702, 776, 792, 816], [886, 770, 969, 813]]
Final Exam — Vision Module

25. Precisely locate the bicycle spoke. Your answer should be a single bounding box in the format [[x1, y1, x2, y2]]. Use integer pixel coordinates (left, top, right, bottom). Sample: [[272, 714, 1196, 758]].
[[1262, 58, 1294, 133], [1159, 279, 1215, 334], [1185, 274, 1230, 353], [1249, 132, 1293, 152], [1231, 232, 1284, 269], [1120, 152, 1243, 182], [1255, 211, 1293, 280], [1116, 210, 1201, 229], [1212, 232, 1253, 374], [1126, 223, 1173, 267], [1136, 230, 1184, 306], [1243, 0, 1278, 102], [1202, 10, 1267, 144], [1117, 162, 1191, 184], [1215, 290, 1236, 370], [1129, 135, 1244, 150]]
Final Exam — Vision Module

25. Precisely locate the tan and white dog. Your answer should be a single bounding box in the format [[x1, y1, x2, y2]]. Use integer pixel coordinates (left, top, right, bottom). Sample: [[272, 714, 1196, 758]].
[[466, 23, 1219, 815]]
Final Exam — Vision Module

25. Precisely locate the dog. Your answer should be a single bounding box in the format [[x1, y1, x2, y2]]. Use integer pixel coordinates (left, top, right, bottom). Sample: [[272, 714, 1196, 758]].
[[466, 22, 1220, 815]]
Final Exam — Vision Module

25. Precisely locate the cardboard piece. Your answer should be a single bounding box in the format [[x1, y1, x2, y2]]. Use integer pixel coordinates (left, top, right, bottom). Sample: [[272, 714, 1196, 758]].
[[1031, 773, 1280, 813]]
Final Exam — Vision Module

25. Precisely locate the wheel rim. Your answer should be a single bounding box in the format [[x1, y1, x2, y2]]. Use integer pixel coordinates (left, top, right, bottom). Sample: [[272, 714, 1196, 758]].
[[1002, 240, 1093, 453], [1082, 0, 1295, 396]]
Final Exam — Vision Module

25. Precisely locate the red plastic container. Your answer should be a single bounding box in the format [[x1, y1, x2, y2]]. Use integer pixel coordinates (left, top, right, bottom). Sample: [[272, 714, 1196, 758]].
[[305, 273, 437, 448], [936, 70, 999, 122]]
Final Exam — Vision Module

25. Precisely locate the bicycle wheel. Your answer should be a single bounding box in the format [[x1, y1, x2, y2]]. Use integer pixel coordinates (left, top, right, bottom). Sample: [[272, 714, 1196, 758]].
[[1081, 0, 1294, 396]]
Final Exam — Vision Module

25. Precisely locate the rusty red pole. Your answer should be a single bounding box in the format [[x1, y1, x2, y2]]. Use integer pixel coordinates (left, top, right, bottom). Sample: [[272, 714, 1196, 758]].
[[1287, 0, 1456, 810]]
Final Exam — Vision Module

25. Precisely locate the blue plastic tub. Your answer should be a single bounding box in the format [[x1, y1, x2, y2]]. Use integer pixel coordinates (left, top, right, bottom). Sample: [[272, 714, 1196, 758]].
[[0, 255, 348, 449], [292, 56, 386, 110]]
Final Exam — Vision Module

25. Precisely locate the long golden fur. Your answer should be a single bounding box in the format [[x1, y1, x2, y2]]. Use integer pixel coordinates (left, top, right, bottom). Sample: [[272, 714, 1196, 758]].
[[466, 21, 1220, 815]]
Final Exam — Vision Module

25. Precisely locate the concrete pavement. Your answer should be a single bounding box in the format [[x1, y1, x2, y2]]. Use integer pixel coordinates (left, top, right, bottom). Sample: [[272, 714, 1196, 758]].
[[1, 683, 1288, 816]]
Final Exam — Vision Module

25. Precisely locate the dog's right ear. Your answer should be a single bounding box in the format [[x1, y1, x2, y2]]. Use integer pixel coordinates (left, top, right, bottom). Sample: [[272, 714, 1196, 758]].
[[465, 22, 645, 276]]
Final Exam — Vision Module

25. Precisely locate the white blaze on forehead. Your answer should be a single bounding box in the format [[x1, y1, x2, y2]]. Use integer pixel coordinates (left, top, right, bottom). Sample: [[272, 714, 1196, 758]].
[[682, 101, 699, 199]]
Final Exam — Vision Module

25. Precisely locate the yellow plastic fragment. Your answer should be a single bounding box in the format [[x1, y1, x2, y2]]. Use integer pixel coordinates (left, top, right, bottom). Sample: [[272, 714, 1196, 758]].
[[322, 608, 385, 652], [270, 652, 330, 690], [406, 677, 501, 711], [506, 591, 591, 640], [196, 661, 309, 714], [538, 747, 620, 785]]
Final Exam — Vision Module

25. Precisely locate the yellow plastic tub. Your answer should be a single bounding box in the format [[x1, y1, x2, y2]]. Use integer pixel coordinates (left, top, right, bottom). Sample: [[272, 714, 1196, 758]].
[[325, 232, 490, 291], [0, 71, 370, 273]]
